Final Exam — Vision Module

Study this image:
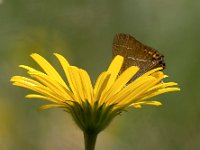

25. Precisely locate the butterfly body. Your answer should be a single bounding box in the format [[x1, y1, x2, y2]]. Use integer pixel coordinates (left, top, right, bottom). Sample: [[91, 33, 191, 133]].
[[112, 33, 165, 80]]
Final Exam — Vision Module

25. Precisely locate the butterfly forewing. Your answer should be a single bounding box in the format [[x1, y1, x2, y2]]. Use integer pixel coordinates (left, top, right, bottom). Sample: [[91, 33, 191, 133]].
[[112, 33, 165, 80]]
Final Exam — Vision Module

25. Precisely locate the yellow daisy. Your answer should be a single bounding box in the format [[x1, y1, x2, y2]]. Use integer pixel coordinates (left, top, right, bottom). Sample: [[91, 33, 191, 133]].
[[10, 53, 180, 150]]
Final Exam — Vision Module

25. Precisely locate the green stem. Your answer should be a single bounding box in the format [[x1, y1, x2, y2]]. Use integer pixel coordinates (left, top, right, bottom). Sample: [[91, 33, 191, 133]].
[[84, 131, 98, 150]]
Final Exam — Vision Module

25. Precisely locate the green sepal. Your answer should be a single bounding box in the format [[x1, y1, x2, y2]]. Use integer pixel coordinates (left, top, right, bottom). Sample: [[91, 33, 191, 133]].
[[66, 100, 121, 134]]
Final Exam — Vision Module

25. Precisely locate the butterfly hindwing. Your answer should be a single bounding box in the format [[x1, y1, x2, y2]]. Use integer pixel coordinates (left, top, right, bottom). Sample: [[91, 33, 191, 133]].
[[112, 33, 165, 80]]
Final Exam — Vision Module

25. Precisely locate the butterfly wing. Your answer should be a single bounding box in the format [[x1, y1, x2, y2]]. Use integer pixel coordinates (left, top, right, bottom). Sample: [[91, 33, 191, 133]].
[[112, 33, 165, 80]]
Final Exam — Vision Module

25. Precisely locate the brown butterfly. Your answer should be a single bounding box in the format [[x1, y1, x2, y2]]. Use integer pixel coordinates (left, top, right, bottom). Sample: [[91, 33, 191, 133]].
[[112, 33, 165, 80]]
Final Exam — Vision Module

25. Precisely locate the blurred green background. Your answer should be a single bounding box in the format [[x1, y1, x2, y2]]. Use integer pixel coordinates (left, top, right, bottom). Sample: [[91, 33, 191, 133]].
[[0, 0, 199, 150]]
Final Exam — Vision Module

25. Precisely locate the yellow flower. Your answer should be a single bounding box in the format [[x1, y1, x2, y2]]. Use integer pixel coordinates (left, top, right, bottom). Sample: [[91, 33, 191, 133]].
[[10, 53, 180, 133]]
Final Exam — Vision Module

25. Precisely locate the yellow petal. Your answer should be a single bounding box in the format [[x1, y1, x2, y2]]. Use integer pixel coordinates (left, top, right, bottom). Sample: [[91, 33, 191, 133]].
[[115, 75, 163, 107], [11, 76, 46, 91], [109, 76, 156, 105], [141, 67, 163, 77], [106, 55, 124, 90], [29, 72, 74, 101], [31, 53, 68, 88], [54, 53, 70, 67], [131, 104, 142, 108], [150, 71, 164, 78], [54, 53, 71, 89], [19, 65, 38, 72], [147, 82, 178, 92], [68, 66, 85, 102], [93, 72, 111, 104], [135, 82, 179, 100], [20, 65, 66, 88], [38, 104, 66, 110], [79, 69, 93, 104], [11, 76, 65, 103], [54, 54, 82, 102], [102, 66, 139, 104], [26, 94, 59, 103], [140, 87, 181, 101], [131, 101, 162, 108]]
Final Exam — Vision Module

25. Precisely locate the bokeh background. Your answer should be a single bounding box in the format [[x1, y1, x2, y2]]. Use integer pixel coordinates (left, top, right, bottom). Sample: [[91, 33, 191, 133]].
[[0, 0, 199, 150]]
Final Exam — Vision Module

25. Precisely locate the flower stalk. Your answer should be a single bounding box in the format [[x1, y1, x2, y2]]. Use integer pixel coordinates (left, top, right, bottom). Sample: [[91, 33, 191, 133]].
[[84, 130, 98, 150]]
